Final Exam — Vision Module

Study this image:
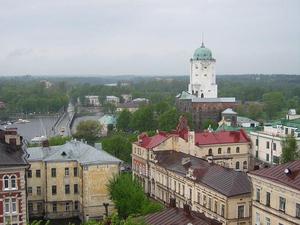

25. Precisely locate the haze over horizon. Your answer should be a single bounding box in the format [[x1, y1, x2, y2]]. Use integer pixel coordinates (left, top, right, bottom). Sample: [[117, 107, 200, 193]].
[[1, 0, 299, 76]]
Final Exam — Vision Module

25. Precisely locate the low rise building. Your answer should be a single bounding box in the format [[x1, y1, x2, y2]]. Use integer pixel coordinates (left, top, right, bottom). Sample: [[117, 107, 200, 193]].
[[85, 96, 100, 107], [249, 118, 300, 165], [121, 94, 132, 103], [249, 160, 300, 225], [98, 115, 117, 136], [0, 128, 29, 225], [116, 102, 140, 113], [106, 96, 120, 105], [26, 140, 122, 221]]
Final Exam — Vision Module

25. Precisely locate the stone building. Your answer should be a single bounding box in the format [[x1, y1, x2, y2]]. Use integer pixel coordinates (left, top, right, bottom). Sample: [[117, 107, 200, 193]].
[[249, 117, 300, 166], [248, 160, 300, 225], [26, 140, 122, 221], [132, 148, 251, 225], [132, 119, 252, 225], [176, 43, 237, 130], [0, 128, 29, 225]]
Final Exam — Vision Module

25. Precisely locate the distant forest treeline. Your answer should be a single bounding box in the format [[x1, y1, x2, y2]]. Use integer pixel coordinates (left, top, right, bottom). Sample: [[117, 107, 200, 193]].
[[0, 75, 299, 121]]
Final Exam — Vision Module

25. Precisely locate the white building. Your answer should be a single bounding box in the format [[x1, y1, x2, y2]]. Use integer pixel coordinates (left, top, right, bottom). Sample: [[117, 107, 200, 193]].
[[106, 96, 120, 105], [85, 96, 100, 106], [188, 42, 218, 98], [250, 118, 300, 165]]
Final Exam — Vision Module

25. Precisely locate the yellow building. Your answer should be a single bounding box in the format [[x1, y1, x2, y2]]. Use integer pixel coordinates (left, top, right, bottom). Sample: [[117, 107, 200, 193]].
[[27, 140, 122, 221], [249, 161, 300, 225], [132, 120, 252, 225]]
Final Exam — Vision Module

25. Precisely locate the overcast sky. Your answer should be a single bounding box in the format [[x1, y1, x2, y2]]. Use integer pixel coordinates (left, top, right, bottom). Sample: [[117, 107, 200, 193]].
[[0, 0, 299, 76]]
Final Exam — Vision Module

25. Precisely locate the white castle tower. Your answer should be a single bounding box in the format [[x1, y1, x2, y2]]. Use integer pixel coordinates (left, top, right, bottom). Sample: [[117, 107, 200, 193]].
[[188, 42, 218, 98]]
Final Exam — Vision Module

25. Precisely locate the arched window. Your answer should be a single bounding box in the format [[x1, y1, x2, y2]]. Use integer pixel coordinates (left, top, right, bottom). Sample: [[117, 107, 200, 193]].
[[236, 161, 240, 170], [208, 148, 213, 156], [227, 147, 231, 154], [243, 161, 247, 169], [218, 148, 222, 154], [4, 175, 9, 189], [236, 147, 240, 153], [11, 175, 16, 189], [201, 93, 204, 98]]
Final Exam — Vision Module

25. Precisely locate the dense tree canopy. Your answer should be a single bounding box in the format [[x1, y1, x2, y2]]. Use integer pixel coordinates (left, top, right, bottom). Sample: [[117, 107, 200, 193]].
[[116, 110, 132, 132], [281, 135, 299, 163], [74, 120, 101, 144], [101, 135, 133, 163], [107, 173, 163, 219]]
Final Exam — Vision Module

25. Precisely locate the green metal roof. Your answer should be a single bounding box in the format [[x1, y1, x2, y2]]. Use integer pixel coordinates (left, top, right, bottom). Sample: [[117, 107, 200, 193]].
[[193, 43, 213, 60]]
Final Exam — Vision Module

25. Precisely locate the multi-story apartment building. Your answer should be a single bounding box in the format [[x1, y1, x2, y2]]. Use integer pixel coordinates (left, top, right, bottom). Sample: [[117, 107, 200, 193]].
[[26, 140, 121, 221], [132, 119, 252, 225], [248, 160, 300, 225], [132, 117, 252, 192], [0, 128, 29, 225], [250, 118, 300, 165], [133, 148, 251, 225]]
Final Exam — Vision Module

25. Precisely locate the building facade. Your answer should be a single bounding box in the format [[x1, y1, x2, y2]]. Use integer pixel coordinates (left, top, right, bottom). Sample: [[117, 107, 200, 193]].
[[249, 118, 300, 165], [0, 128, 29, 225], [249, 160, 300, 225], [176, 44, 238, 130], [132, 120, 253, 225], [188, 42, 218, 98], [26, 140, 121, 221], [85, 96, 100, 107], [132, 148, 252, 225]]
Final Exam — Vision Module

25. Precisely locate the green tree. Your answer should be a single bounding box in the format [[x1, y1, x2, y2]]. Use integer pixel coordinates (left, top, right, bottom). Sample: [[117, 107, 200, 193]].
[[203, 119, 218, 130], [107, 173, 163, 219], [263, 92, 285, 119], [130, 106, 157, 132], [158, 108, 180, 132], [74, 120, 101, 144], [103, 102, 117, 114], [281, 135, 299, 163], [101, 135, 132, 163], [117, 110, 132, 132], [48, 136, 71, 146]]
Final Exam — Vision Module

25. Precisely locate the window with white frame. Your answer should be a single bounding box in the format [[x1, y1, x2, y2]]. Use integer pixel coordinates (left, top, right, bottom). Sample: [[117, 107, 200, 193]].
[[279, 197, 286, 212], [4, 199, 10, 213], [265, 217, 270, 225], [4, 198, 17, 214], [237, 205, 245, 218], [255, 212, 260, 225], [11, 175, 16, 189], [4, 175, 9, 190]]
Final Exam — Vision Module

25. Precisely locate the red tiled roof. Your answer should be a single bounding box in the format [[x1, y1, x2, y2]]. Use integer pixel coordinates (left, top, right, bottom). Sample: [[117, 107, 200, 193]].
[[195, 129, 250, 146], [249, 160, 300, 191], [143, 207, 221, 225], [135, 132, 170, 149]]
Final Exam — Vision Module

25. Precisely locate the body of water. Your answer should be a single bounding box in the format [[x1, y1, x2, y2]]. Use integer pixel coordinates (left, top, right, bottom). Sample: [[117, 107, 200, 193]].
[[0, 116, 59, 142]]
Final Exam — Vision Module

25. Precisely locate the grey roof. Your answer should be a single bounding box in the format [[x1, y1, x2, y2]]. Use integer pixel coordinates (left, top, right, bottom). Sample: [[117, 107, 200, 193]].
[[237, 116, 259, 124], [192, 97, 236, 103], [27, 140, 122, 165], [155, 151, 251, 197], [0, 142, 29, 168], [222, 108, 237, 115]]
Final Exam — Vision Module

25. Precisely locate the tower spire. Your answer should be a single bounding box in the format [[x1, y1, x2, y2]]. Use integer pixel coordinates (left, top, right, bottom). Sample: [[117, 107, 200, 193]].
[[201, 33, 205, 47]]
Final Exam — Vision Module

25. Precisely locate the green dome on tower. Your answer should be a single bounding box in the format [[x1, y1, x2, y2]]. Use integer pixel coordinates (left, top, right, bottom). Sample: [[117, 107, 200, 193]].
[[193, 43, 213, 60]]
